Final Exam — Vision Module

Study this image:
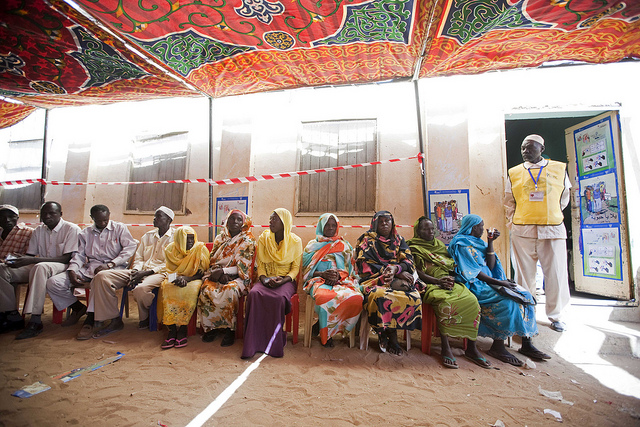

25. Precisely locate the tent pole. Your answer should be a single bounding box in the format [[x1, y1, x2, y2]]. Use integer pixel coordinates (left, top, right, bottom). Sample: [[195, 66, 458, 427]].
[[40, 109, 49, 204], [413, 80, 429, 216], [208, 98, 214, 242]]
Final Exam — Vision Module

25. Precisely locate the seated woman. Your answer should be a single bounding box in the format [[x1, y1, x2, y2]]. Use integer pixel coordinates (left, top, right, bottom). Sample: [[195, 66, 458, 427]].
[[408, 217, 489, 369], [159, 226, 210, 349], [448, 214, 550, 366], [355, 210, 422, 356], [199, 210, 256, 347], [302, 213, 363, 347], [241, 208, 302, 359]]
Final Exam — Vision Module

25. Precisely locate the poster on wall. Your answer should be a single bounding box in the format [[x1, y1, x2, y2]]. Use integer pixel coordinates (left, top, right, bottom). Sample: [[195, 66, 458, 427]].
[[573, 116, 616, 176], [578, 171, 620, 225], [581, 226, 622, 280], [215, 197, 248, 235], [427, 189, 470, 245]]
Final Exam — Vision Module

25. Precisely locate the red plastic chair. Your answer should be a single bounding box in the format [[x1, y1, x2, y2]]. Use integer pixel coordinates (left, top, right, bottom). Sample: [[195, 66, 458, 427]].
[[19, 283, 73, 324], [421, 301, 467, 355]]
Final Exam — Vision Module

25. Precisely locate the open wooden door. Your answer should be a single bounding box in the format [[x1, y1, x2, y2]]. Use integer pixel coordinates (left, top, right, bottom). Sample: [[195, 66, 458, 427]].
[[565, 111, 632, 299]]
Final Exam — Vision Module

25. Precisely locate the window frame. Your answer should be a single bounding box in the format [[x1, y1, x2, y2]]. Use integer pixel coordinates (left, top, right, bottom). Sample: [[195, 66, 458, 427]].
[[123, 131, 190, 216], [295, 118, 378, 217]]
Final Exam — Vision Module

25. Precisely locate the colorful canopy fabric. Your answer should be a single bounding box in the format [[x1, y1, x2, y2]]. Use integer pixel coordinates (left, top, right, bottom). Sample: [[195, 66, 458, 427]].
[[0, 0, 638, 127]]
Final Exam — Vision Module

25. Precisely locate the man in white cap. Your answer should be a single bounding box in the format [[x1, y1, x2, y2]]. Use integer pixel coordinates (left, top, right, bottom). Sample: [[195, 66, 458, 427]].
[[505, 134, 572, 337], [0, 204, 34, 333], [77, 206, 175, 339], [0, 201, 80, 339]]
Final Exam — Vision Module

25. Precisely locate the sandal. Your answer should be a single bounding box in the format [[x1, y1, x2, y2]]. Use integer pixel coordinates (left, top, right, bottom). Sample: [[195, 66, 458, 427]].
[[442, 355, 459, 369], [487, 349, 524, 367], [161, 338, 176, 350], [464, 354, 492, 369], [175, 337, 188, 348], [518, 347, 551, 361], [378, 332, 389, 353]]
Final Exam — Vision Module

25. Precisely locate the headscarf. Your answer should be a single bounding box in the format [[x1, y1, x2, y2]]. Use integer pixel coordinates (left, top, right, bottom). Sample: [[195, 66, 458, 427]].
[[407, 216, 456, 277], [355, 210, 414, 285], [302, 213, 355, 282], [164, 226, 210, 276], [209, 210, 255, 283], [257, 208, 302, 264], [448, 214, 506, 283]]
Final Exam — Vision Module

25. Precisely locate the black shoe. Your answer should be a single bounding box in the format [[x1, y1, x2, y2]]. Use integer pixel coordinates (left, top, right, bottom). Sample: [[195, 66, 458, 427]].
[[202, 329, 220, 343], [221, 329, 235, 347], [0, 317, 25, 334], [61, 304, 87, 327], [138, 318, 150, 329], [16, 322, 43, 340]]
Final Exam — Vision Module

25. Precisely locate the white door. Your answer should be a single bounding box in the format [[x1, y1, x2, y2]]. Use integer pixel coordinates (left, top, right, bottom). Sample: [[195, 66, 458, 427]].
[[565, 111, 632, 299]]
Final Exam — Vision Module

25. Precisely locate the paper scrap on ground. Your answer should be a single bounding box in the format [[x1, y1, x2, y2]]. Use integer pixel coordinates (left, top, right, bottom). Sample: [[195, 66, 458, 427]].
[[52, 352, 125, 383], [544, 409, 563, 422], [539, 385, 574, 405], [12, 381, 51, 398]]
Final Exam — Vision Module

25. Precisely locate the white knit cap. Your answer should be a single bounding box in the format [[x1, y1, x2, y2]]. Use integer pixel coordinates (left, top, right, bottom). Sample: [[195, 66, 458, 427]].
[[155, 206, 175, 220], [522, 134, 544, 146], [0, 204, 19, 216]]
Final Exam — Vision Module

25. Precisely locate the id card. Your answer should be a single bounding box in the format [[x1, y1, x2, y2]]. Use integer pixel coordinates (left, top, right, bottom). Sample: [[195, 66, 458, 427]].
[[529, 191, 544, 202], [167, 272, 177, 282]]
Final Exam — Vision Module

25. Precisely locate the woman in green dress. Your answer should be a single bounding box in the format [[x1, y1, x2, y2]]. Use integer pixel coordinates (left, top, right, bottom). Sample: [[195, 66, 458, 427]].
[[408, 217, 490, 369]]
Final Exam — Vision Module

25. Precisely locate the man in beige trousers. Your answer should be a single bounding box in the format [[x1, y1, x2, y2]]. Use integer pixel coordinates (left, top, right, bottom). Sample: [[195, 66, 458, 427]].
[[77, 206, 175, 339]]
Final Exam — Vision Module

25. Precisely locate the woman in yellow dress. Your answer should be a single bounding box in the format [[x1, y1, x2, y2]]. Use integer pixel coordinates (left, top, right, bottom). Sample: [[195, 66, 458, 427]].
[[159, 226, 210, 349]]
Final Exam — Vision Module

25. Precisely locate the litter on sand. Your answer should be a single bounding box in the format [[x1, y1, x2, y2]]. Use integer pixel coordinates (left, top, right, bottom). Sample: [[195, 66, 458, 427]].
[[51, 352, 124, 383], [538, 385, 574, 406], [11, 381, 51, 398], [544, 409, 563, 422]]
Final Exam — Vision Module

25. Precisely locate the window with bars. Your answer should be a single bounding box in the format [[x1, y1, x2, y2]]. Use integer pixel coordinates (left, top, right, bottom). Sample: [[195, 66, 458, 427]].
[[298, 119, 377, 214], [0, 139, 43, 210], [126, 132, 188, 214]]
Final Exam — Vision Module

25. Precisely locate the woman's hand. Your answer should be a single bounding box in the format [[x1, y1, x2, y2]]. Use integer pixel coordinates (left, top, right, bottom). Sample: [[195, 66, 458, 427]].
[[173, 276, 188, 288], [486, 228, 500, 242], [203, 267, 224, 282], [499, 279, 517, 290], [321, 269, 340, 286], [435, 276, 455, 290], [381, 265, 397, 285]]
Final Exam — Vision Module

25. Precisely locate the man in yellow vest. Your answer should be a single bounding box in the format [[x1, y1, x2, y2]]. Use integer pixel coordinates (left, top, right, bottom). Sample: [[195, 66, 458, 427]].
[[505, 134, 571, 332]]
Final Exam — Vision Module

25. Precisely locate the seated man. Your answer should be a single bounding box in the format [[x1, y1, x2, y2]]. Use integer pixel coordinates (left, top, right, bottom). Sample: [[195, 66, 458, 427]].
[[0, 201, 80, 339], [77, 206, 175, 340], [47, 204, 137, 327], [0, 205, 34, 333]]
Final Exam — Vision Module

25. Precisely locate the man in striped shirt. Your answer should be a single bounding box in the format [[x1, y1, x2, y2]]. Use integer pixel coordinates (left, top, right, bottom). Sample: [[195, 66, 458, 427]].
[[0, 205, 34, 333]]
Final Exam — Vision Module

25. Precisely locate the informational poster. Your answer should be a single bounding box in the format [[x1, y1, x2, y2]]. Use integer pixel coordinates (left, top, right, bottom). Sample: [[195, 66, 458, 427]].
[[573, 115, 622, 281], [581, 226, 622, 280], [215, 197, 248, 235], [427, 189, 470, 245], [574, 116, 616, 176], [578, 171, 619, 225]]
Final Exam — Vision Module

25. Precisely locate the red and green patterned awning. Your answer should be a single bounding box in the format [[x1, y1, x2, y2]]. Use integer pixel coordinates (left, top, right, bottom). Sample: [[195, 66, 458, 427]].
[[1, 0, 638, 127]]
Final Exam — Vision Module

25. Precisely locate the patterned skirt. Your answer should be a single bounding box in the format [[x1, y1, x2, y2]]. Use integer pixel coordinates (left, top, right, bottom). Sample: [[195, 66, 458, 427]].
[[363, 286, 422, 332], [306, 278, 363, 344], [198, 278, 246, 331], [159, 279, 202, 326], [423, 282, 480, 340]]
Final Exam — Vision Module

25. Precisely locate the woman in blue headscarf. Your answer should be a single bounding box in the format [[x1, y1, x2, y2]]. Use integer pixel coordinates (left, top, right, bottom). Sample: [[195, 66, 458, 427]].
[[448, 214, 550, 366]]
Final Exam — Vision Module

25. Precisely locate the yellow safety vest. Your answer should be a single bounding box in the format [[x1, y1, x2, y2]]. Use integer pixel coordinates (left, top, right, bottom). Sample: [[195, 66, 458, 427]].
[[508, 160, 567, 226]]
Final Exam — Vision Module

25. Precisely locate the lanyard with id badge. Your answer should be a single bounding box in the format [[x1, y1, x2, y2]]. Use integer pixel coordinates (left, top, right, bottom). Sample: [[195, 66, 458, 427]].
[[528, 166, 544, 202]]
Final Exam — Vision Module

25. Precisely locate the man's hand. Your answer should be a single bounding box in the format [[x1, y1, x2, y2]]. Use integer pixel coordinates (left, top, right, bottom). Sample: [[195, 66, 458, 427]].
[[6, 255, 35, 268], [93, 263, 111, 275], [128, 269, 152, 289]]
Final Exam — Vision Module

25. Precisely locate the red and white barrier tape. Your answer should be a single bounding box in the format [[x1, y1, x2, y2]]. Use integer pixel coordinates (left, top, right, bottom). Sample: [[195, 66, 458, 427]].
[[0, 154, 424, 187], [22, 223, 414, 228]]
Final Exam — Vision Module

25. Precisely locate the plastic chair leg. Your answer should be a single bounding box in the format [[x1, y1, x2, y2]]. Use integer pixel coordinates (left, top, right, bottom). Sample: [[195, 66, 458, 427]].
[[235, 294, 245, 339], [304, 294, 314, 348], [291, 293, 299, 344], [187, 309, 197, 336], [119, 287, 129, 318], [149, 287, 159, 332]]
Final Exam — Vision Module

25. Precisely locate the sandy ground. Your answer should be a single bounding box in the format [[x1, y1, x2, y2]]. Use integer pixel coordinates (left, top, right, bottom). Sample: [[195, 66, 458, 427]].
[[1, 294, 639, 427]]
